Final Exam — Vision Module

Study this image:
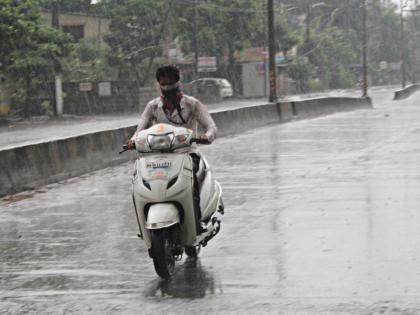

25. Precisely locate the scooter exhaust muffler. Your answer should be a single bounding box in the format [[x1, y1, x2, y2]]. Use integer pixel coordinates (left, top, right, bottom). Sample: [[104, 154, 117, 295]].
[[197, 216, 221, 247]]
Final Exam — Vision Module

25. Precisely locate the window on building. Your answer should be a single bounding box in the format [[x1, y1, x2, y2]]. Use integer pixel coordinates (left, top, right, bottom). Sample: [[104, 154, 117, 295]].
[[62, 25, 84, 42]]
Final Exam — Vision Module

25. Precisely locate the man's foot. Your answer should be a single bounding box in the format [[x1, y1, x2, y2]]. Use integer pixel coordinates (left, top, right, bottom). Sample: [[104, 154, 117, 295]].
[[218, 198, 225, 215], [197, 222, 207, 234]]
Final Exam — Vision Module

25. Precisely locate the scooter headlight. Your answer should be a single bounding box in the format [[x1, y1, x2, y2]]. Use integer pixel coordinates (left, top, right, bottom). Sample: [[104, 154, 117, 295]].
[[147, 133, 174, 151]]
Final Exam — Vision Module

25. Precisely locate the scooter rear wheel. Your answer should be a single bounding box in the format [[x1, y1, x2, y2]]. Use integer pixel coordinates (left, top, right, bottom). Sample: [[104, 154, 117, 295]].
[[150, 229, 176, 279]]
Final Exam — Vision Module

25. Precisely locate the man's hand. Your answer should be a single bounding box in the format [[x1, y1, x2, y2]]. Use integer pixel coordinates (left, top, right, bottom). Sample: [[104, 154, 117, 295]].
[[127, 139, 135, 150], [199, 134, 211, 144]]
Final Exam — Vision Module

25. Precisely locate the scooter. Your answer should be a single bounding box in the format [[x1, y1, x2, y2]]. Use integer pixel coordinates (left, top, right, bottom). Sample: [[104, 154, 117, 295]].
[[120, 123, 224, 279]]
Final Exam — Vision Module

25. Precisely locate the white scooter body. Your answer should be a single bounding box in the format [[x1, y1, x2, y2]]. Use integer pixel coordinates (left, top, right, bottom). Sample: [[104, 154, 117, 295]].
[[129, 124, 223, 277]]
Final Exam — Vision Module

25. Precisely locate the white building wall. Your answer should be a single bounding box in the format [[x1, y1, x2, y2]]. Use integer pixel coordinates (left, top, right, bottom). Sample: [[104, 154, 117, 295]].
[[41, 11, 110, 49], [241, 62, 268, 97]]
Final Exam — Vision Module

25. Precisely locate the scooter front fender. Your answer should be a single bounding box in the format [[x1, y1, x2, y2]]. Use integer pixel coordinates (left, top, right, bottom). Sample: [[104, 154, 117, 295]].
[[146, 204, 180, 230]]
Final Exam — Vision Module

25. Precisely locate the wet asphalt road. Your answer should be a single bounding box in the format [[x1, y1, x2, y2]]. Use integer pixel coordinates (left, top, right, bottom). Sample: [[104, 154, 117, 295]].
[[2, 88, 420, 314]]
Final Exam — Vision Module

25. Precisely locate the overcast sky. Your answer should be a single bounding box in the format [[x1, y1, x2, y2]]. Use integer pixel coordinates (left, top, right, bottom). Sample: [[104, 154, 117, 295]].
[[391, 0, 402, 9], [392, 0, 419, 9]]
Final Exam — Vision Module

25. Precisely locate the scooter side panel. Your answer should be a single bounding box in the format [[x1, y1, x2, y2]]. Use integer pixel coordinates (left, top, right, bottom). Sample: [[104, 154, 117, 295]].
[[200, 170, 219, 220], [171, 179, 197, 246]]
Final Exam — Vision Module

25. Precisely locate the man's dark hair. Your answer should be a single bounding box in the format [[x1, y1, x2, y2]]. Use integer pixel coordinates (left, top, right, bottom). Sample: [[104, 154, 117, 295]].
[[156, 65, 180, 82]]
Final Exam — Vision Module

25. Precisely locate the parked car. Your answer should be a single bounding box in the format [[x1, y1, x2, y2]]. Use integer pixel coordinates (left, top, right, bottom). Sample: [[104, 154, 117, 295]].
[[189, 78, 234, 100]]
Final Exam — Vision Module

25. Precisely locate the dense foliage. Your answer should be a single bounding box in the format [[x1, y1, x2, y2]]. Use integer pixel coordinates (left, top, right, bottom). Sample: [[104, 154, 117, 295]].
[[99, 0, 411, 92], [101, 0, 169, 85], [0, 0, 71, 115], [0, 0, 418, 114]]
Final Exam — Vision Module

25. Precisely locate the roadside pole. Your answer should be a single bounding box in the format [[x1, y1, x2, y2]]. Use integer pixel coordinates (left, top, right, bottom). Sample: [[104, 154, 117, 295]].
[[362, 0, 368, 97], [55, 76, 63, 116], [400, 0, 407, 89], [193, 0, 199, 80], [267, 0, 277, 102], [412, 0, 418, 83], [52, 0, 63, 116], [262, 1, 268, 97]]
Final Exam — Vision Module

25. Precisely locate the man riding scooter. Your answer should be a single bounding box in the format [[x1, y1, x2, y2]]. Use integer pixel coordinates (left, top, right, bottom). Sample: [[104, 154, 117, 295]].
[[127, 65, 218, 233]]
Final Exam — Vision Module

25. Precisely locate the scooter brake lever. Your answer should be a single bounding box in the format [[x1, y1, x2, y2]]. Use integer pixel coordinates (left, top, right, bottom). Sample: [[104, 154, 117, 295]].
[[119, 145, 129, 154]]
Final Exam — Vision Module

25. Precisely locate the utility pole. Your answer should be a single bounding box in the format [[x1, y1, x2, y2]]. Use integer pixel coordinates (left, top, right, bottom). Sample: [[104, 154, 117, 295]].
[[400, 0, 407, 88], [262, 1, 268, 97], [305, 5, 311, 45], [163, 0, 170, 63], [412, 0, 418, 83], [267, 0, 277, 102], [193, 0, 199, 80], [51, 0, 63, 116], [51, 0, 60, 29], [362, 0, 368, 97]]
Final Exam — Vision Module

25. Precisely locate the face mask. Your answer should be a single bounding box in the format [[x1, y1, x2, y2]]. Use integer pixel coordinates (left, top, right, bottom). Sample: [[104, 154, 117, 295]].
[[161, 84, 180, 106]]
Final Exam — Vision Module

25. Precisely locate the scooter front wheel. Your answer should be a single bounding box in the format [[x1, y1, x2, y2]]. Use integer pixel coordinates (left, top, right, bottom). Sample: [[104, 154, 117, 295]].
[[150, 229, 176, 279], [184, 245, 201, 258]]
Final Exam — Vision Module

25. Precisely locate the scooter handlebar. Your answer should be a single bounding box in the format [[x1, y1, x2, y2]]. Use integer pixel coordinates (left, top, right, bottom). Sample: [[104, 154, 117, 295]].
[[190, 138, 211, 145], [119, 142, 136, 154], [120, 137, 210, 154]]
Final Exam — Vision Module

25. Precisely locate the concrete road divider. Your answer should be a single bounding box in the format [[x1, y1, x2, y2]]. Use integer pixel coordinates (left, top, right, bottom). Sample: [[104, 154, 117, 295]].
[[394, 84, 420, 100], [292, 97, 371, 119], [0, 127, 137, 196], [212, 103, 281, 136], [279, 102, 296, 121], [0, 97, 371, 197]]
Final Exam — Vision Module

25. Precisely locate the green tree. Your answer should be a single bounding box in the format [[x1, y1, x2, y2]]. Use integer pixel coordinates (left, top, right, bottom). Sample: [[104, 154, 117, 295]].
[[0, 0, 71, 116], [281, 0, 404, 89], [210, 0, 259, 93], [39, 0, 99, 13], [288, 56, 313, 92], [61, 39, 112, 82], [406, 11, 420, 83], [174, 0, 259, 93], [101, 0, 171, 85], [274, 5, 301, 58], [315, 28, 357, 88]]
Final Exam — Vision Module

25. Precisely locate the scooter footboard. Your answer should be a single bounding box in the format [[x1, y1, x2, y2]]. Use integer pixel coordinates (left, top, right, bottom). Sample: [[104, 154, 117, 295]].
[[146, 204, 180, 230]]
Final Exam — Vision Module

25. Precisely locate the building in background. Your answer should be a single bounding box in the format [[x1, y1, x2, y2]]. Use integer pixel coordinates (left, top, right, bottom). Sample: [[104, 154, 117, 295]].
[[41, 10, 110, 49], [236, 47, 293, 98]]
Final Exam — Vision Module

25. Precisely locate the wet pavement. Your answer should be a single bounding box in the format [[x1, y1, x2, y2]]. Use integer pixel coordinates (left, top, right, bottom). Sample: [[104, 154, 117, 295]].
[[0, 87, 383, 150], [2, 87, 420, 314]]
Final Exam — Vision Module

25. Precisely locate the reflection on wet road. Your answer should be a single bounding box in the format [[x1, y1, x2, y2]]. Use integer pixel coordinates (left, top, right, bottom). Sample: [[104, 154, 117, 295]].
[[144, 258, 221, 299], [2, 88, 420, 313]]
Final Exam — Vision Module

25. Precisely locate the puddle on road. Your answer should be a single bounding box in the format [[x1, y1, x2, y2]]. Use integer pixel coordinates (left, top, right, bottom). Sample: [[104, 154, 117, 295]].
[[2, 192, 36, 204], [1, 189, 52, 205], [144, 258, 221, 299]]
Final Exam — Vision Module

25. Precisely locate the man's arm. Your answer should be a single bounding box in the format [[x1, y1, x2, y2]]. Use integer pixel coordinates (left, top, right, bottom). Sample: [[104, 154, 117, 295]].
[[127, 102, 154, 149], [194, 99, 217, 142], [130, 102, 154, 140]]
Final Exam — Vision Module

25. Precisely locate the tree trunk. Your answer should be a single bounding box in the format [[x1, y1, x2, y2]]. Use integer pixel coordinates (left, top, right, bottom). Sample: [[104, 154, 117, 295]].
[[24, 70, 31, 117]]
